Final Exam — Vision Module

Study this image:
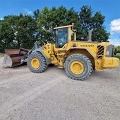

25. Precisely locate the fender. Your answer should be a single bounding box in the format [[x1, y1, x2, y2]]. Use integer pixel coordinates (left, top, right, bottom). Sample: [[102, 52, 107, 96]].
[[65, 47, 95, 58], [31, 47, 51, 65]]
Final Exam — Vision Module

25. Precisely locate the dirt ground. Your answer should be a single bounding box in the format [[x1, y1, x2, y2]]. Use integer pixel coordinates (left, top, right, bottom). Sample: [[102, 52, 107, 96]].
[[0, 57, 120, 120]]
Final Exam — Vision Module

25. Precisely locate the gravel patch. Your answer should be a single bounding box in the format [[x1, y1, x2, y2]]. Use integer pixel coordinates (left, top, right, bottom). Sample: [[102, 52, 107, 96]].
[[0, 57, 120, 120]]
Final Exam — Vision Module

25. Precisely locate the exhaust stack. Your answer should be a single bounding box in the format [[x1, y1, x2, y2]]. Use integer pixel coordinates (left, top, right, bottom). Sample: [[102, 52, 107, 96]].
[[88, 29, 93, 42]]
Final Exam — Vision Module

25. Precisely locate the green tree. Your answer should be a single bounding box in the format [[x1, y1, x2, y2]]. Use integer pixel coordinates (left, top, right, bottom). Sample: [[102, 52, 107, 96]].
[[0, 5, 110, 53], [78, 5, 110, 41], [37, 6, 79, 43], [33, 9, 40, 21], [37, 5, 109, 43], [115, 46, 120, 53], [0, 18, 15, 52], [0, 14, 37, 52]]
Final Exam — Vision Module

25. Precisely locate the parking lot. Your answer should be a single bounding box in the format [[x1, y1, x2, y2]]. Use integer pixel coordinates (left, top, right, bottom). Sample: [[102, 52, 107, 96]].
[[0, 57, 120, 120]]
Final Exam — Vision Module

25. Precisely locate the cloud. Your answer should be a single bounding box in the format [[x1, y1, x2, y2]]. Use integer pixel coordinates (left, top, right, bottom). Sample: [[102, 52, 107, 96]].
[[110, 18, 120, 33], [0, 18, 4, 20], [109, 39, 120, 46], [24, 9, 32, 15]]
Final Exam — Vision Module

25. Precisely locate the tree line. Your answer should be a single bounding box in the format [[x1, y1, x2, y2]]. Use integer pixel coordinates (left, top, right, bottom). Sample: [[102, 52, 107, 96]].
[[114, 46, 120, 54], [0, 5, 110, 52]]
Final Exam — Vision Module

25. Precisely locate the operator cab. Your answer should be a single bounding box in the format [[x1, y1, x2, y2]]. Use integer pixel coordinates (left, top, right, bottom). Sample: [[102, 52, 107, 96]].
[[54, 23, 76, 48], [55, 28, 68, 48]]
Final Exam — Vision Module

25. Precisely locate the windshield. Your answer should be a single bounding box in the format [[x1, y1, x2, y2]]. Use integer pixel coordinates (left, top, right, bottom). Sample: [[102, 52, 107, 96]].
[[56, 28, 68, 48]]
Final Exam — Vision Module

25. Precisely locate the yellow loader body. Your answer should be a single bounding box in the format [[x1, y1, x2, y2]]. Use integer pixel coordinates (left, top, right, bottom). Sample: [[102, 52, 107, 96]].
[[42, 41, 119, 71]]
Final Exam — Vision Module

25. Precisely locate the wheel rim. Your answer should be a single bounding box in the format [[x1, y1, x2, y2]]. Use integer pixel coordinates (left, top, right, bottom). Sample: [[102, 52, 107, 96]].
[[70, 61, 84, 75], [31, 58, 40, 69]]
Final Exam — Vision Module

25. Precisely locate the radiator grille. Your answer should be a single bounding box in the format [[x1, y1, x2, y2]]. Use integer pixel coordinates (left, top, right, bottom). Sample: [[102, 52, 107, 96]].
[[97, 45, 104, 58]]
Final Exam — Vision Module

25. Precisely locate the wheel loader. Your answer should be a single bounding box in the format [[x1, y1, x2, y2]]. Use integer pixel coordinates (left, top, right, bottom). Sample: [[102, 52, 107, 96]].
[[3, 23, 119, 80]]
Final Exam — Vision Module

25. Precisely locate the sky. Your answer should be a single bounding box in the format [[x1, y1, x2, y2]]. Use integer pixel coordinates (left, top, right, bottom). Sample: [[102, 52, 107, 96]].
[[0, 0, 120, 46]]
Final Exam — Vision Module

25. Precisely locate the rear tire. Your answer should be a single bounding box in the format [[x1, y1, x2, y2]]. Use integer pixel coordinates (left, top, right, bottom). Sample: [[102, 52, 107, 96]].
[[27, 52, 47, 73], [64, 53, 93, 80]]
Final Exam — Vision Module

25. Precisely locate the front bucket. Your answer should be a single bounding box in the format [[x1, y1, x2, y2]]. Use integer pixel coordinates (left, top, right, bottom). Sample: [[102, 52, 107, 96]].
[[3, 49, 29, 67], [3, 54, 13, 67]]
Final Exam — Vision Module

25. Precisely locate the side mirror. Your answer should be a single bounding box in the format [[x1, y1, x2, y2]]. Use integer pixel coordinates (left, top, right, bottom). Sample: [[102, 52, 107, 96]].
[[71, 30, 74, 36], [56, 30, 58, 35]]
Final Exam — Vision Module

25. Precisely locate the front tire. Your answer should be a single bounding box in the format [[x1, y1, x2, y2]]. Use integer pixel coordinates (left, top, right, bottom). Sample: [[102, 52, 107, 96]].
[[27, 52, 47, 73], [64, 54, 93, 80]]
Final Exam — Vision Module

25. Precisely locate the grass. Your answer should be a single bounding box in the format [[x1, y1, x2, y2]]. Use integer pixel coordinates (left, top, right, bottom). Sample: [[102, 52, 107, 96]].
[[0, 53, 4, 57], [114, 53, 120, 59]]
